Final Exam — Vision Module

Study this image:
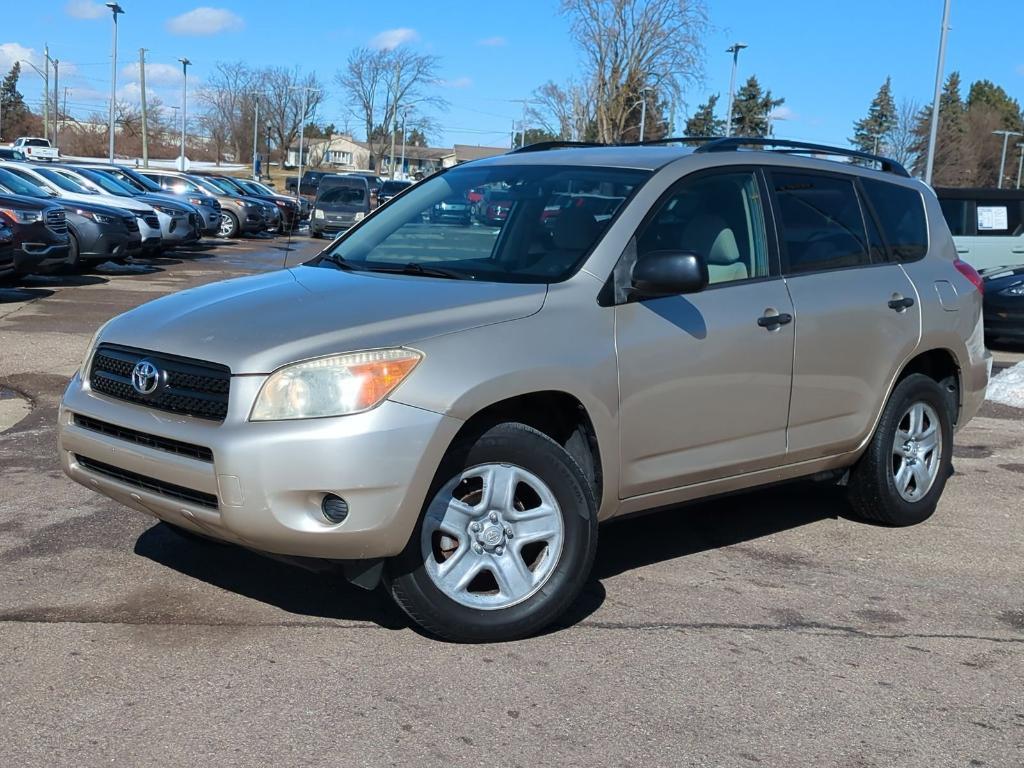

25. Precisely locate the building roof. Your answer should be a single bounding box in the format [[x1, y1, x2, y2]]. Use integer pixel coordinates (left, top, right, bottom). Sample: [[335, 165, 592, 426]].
[[447, 144, 509, 163]]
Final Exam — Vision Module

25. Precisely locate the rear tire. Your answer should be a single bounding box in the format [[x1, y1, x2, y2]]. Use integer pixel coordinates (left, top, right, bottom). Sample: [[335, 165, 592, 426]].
[[845, 373, 953, 526], [388, 422, 598, 642]]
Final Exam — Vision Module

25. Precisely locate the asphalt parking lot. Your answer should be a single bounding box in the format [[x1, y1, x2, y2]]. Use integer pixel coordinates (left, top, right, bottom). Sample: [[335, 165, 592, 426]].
[[0, 237, 1022, 767]]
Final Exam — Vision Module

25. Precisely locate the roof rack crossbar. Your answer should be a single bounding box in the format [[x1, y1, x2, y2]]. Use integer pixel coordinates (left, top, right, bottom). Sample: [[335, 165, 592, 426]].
[[694, 137, 911, 177]]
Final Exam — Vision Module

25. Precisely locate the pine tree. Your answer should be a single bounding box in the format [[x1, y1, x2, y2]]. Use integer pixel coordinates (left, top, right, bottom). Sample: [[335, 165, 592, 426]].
[[966, 80, 1023, 131], [685, 94, 726, 137], [851, 77, 897, 155], [730, 76, 784, 138], [1, 63, 29, 139], [911, 71, 967, 184]]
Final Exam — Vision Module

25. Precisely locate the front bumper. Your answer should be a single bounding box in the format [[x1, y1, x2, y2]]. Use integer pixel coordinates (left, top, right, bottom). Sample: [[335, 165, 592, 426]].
[[58, 373, 461, 560]]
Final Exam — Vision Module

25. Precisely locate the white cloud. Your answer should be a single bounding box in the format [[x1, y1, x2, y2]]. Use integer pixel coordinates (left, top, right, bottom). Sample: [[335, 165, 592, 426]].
[[65, 0, 105, 19], [769, 105, 797, 122], [369, 27, 418, 50], [166, 7, 244, 36], [0, 43, 40, 74], [117, 82, 143, 102], [122, 61, 182, 85], [443, 76, 473, 89], [476, 36, 506, 47]]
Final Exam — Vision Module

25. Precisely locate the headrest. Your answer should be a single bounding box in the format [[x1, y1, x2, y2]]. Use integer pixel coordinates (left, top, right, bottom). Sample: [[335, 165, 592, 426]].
[[553, 205, 600, 251], [682, 216, 741, 265]]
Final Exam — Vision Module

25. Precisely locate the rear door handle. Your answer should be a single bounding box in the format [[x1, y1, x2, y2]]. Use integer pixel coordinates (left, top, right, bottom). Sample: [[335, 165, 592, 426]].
[[757, 312, 792, 329], [888, 297, 915, 311]]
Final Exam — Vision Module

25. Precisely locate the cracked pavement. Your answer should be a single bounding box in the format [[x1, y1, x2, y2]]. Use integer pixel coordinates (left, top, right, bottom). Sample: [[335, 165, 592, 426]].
[[1, 237, 1022, 767]]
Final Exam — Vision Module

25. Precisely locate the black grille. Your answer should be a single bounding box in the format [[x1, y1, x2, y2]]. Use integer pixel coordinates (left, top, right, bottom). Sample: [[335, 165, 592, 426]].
[[89, 344, 231, 422], [75, 454, 218, 509], [73, 413, 214, 462], [124, 216, 139, 231], [142, 214, 160, 229], [46, 208, 67, 234]]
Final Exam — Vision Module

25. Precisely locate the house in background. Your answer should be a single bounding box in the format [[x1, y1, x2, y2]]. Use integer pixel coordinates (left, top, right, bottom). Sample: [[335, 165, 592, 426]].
[[286, 138, 508, 176], [440, 144, 508, 168]]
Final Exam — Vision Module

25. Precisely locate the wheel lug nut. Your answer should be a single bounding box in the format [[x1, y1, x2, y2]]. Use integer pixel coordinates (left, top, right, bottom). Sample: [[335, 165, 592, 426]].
[[472, 543, 483, 554], [495, 546, 504, 555], [488, 512, 498, 523], [470, 522, 481, 532], [504, 527, 513, 538]]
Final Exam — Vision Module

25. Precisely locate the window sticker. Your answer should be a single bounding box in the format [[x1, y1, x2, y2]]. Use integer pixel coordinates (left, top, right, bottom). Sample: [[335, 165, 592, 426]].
[[977, 205, 1009, 231]]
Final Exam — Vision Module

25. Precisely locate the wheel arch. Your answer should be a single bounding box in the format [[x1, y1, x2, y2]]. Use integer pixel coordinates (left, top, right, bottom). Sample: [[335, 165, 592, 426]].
[[894, 347, 962, 426]]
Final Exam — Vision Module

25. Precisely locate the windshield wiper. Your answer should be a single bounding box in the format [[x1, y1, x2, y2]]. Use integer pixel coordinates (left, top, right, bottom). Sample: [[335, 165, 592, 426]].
[[319, 252, 356, 271], [361, 262, 470, 280]]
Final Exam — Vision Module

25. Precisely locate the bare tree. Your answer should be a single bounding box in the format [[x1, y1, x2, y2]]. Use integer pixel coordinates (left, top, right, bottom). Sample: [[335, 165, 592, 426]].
[[529, 80, 595, 140], [199, 62, 259, 162], [261, 67, 325, 168], [337, 45, 447, 171], [561, 0, 707, 143], [885, 98, 920, 170]]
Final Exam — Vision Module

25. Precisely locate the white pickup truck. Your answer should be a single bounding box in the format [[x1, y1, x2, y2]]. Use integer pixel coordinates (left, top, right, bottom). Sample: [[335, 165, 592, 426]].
[[12, 137, 59, 161]]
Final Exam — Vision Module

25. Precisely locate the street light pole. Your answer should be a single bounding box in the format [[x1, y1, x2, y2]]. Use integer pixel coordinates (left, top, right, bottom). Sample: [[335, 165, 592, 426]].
[[105, 3, 124, 161], [724, 42, 747, 138], [924, 0, 951, 185], [52, 58, 59, 148], [178, 58, 190, 171], [290, 86, 319, 202], [993, 130, 1023, 189], [252, 94, 260, 179], [42, 44, 49, 143], [399, 108, 408, 180]]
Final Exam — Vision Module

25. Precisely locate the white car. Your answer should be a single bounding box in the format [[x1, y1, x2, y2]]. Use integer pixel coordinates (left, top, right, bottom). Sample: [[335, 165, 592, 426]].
[[1, 162, 162, 251]]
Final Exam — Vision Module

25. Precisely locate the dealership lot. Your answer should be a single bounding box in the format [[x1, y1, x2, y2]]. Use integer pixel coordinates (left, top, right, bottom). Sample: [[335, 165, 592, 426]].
[[0, 239, 1022, 767]]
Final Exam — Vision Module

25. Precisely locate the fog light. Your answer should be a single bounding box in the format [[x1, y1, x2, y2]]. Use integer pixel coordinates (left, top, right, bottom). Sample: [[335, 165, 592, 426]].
[[321, 494, 349, 523]]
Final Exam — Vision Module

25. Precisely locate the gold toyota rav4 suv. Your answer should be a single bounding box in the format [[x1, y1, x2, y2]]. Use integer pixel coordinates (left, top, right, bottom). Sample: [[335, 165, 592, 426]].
[[59, 139, 991, 642]]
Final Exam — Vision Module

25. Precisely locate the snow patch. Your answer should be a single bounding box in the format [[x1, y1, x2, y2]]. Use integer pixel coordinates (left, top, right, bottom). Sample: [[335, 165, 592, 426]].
[[986, 360, 1024, 409]]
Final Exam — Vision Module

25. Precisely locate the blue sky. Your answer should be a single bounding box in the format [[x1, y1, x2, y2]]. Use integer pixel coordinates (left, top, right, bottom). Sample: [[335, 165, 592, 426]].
[[3, 0, 1024, 150]]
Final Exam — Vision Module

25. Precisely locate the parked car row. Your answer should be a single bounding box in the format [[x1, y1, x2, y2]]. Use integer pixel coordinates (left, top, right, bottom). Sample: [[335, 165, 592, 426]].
[[0, 160, 310, 282]]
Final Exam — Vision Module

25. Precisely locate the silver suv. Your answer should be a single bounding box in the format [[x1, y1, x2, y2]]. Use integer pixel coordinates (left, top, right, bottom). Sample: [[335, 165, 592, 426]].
[[58, 139, 991, 642]]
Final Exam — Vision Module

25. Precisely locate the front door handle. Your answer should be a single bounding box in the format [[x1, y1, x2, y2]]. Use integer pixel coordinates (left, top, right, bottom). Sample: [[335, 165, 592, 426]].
[[888, 296, 915, 311], [757, 312, 792, 329]]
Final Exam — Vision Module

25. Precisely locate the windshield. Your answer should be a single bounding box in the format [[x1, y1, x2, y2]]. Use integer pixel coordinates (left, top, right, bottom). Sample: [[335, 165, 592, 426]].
[[0, 168, 50, 198], [319, 185, 366, 204], [186, 176, 224, 197], [381, 181, 411, 195], [202, 176, 242, 195], [35, 167, 94, 194], [110, 167, 161, 192], [320, 164, 648, 284], [75, 168, 137, 196], [247, 181, 276, 195]]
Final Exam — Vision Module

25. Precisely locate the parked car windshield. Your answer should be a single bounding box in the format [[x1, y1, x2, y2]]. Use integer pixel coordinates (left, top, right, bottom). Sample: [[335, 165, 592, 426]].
[[200, 176, 241, 195], [319, 186, 366, 204], [0, 168, 52, 198], [33, 167, 94, 194], [319, 164, 649, 283], [380, 180, 411, 196], [73, 168, 137, 197]]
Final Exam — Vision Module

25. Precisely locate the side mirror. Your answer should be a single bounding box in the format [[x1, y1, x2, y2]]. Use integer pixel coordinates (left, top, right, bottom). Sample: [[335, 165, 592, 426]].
[[631, 250, 708, 297]]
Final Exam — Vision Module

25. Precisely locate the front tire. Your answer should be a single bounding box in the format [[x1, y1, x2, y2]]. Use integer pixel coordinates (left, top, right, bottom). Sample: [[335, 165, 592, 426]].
[[388, 422, 598, 642], [218, 211, 240, 239], [845, 373, 953, 526]]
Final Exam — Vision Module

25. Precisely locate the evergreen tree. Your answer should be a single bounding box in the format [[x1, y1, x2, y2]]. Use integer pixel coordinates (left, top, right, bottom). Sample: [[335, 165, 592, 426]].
[[966, 80, 1023, 131], [851, 77, 897, 155], [1, 63, 29, 139], [911, 71, 967, 184], [684, 94, 726, 137], [730, 76, 784, 137]]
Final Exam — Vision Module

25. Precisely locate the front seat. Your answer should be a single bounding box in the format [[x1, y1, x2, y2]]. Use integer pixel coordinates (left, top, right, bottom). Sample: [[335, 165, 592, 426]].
[[679, 215, 747, 284]]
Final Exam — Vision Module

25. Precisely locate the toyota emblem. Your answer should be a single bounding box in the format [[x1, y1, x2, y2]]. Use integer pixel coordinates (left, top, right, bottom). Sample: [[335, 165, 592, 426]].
[[131, 360, 161, 395]]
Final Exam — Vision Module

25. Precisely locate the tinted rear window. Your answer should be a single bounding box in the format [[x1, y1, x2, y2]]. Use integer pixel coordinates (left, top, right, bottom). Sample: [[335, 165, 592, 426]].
[[319, 186, 366, 204], [861, 179, 928, 261], [939, 199, 971, 236], [772, 171, 870, 274]]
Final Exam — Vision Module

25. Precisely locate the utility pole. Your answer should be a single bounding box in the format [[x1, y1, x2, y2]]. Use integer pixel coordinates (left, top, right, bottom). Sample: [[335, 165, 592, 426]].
[[399, 108, 408, 180], [509, 99, 533, 148], [178, 57, 191, 171], [724, 42, 747, 138], [139, 49, 149, 167], [52, 58, 59, 147], [290, 86, 319, 201], [106, 3, 124, 161], [251, 94, 260, 179], [42, 44, 50, 142], [993, 130, 1022, 188], [924, 0, 951, 185]]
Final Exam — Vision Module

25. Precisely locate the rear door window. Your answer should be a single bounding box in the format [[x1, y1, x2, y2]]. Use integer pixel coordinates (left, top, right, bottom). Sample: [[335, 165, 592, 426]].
[[771, 171, 870, 274], [860, 179, 928, 262]]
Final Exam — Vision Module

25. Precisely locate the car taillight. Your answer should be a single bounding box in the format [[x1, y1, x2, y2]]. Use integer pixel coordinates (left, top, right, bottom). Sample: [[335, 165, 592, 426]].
[[954, 258, 984, 294]]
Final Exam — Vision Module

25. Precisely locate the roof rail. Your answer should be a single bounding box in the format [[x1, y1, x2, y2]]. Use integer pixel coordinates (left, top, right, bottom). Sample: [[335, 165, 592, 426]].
[[618, 136, 717, 147], [694, 137, 911, 177], [510, 141, 604, 154]]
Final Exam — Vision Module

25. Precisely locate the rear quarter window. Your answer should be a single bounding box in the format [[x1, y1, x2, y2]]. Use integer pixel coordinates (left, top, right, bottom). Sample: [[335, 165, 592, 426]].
[[861, 179, 928, 262]]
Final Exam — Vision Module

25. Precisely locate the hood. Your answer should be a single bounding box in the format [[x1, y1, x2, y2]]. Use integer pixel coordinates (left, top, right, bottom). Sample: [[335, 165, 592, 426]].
[[100, 264, 547, 373], [59, 199, 134, 218], [139, 195, 195, 214], [55, 190, 154, 214]]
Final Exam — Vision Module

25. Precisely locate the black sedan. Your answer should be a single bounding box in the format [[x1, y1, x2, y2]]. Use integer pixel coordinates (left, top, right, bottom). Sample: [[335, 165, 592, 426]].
[[982, 265, 1024, 344], [429, 195, 472, 225]]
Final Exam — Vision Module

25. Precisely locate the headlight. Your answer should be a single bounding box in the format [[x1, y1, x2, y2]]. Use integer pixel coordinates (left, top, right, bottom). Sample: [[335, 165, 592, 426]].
[[0, 207, 42, 224], [79, 320, 112, 379], [250, 349, 422, 421], [154, 205, 180, 217], [314, 208, 324, 219], [999, 282, 1024, 297], [76, 209, 116, 224], [187, 197, 204, 207], [354, 212, 365, 221]]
